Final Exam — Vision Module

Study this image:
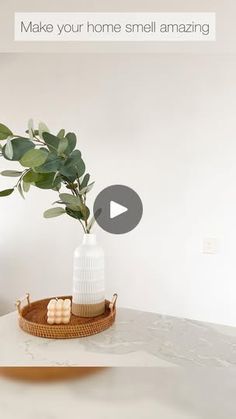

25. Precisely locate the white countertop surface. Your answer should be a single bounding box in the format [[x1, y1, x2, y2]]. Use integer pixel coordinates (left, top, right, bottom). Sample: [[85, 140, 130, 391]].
[[1, 307, 236, 366], [1, 367, 236, 419]]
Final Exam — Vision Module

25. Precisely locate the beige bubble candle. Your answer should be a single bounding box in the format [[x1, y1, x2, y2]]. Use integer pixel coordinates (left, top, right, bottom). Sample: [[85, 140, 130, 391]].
[[47, 298, 71, 325]]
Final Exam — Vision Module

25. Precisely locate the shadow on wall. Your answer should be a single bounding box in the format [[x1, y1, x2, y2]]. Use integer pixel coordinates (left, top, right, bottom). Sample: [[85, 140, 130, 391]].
[[0, 297, 12, 316], [0, 250, 16, 316], [0, 244, 29, 316]]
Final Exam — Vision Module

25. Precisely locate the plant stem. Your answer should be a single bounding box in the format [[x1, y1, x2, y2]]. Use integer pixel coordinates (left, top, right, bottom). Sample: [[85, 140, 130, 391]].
[[78, 218, 86, 234], [84, 194, 88, 231], [33, 135, 46, 145], [77, 179, 89, 233], [64, 179, 88, 234], [15, 169, 29, 188]]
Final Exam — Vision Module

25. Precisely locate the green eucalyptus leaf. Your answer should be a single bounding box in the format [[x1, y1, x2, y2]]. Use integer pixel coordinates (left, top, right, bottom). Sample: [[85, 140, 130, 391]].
[[52, 171, 60, 184], [35, 173, 61, 190], [66, 203, 81, 211], [20, 149, 48, 168], [28, 119, 34, 140], [59, 151, 85, 181], [65, 205, 89, 221], [1, 170, 22, 177], [42, 132, 60, 153], [34, 152, 62, 174], [57, 129, 65, 139], [80, 173, 90, 190], [59, 193, 82, 208], [0, 124, 13, 141], [17, 183, 25, 200], [2, 138, 35, 161], [66, 207, 83, 220], [26, 129, 39, 136], [39, 122, 50, 139], [52, 200, 63, 205], [43, 132, 76, 157], [0, 188, 14, 197], [71, 152, 85, 178], [79, 182, 95, 195], [23, 170, 61, 189], [5, 137, 14, 160], [58, 138, 68, 155], [23, 181, 30, 193], [23, 170, 41, 183], [52, 183, 61, 192], [70, 149, 81, 160], [64, 132, 77, 155], [44, 207, 65, 218], [80, 205, 90, 221]]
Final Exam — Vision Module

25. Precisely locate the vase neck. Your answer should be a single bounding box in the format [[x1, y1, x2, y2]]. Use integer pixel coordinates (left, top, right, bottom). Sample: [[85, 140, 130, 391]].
[[82, 234, 96, 245]]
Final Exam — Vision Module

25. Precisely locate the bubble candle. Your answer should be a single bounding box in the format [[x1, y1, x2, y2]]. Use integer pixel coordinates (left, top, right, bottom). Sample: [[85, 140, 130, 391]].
[[47, 298, 71, 325]]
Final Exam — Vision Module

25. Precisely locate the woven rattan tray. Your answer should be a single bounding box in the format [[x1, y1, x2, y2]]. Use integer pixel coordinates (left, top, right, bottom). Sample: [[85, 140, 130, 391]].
[[16, 293, 118, 339]]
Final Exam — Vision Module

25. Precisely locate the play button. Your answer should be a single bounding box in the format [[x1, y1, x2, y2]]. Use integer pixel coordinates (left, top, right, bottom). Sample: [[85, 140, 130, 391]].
[[93, 185, 143, 234], [110, 201, 128, 219]]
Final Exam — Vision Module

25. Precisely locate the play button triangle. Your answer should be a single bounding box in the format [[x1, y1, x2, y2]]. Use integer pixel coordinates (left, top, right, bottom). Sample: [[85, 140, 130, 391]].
[[110, 201, 128, 219], [94, 185, 143, 234]]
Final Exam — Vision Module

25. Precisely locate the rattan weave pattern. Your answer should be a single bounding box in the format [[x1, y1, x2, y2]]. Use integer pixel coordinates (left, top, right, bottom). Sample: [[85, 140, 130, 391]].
[[17, 294, 117, 339]]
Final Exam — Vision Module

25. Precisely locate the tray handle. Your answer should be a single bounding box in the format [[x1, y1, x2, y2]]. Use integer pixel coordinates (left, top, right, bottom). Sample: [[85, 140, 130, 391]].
[[15, 293, 30, 314], [109, 293, 118, 313]]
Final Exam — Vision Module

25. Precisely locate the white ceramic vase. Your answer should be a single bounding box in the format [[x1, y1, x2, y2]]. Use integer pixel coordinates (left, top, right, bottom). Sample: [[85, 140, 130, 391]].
[[72, 234, 105, 317]]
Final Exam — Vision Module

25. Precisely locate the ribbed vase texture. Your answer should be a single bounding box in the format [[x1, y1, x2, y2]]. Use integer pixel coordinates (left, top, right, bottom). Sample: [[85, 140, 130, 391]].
[[72, 234, 105, 317]]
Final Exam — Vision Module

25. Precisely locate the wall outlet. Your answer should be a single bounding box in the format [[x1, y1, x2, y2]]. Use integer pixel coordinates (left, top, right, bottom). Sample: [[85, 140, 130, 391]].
[[202, 238, 218, 254]]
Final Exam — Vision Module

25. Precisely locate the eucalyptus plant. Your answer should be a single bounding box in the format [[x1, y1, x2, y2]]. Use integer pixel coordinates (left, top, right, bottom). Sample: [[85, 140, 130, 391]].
[[0, 121, 96, 233]]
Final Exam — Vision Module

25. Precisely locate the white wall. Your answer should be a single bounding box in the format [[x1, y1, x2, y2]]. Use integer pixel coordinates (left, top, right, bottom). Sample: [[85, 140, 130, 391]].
[[1, 53, 236, 326], [1, 0, 236, 55]]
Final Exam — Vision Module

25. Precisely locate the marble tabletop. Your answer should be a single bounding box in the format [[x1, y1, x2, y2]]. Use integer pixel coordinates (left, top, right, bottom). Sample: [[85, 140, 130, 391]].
[[1, 307, 236, 366], [1, 368, 236, 419]]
